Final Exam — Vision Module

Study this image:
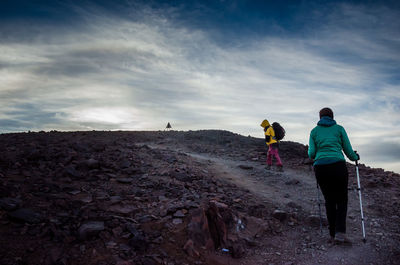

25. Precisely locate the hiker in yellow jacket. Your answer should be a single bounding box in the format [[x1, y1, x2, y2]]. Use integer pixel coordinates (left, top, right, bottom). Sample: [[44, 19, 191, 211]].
[[261, 119, 283, 171]]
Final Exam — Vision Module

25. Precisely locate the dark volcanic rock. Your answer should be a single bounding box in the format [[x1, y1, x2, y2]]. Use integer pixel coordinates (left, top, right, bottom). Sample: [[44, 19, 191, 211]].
[[307, 214, 325, 227], [231, 242, 246, 258], [116, 177, 133, 184], [272, 209, 287, 222], [206, 201, 230, 249], [127, 224, 148, 251], [0, 197, 21, 211], [64, 165, 80, 178], [186, 208, 215, 252], [109, 204, 138, 214], [238, 165, 253, 170], [173, 210, 186, 218], [285, 179, 300, 185], [82, 158, 100, 169], [8, 208, 43, 224], [119, 159, 131, 169], [78, 221, 105, 240]]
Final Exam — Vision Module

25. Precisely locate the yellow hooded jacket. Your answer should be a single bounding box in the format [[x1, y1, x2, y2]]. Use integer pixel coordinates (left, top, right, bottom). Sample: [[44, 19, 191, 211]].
[[260, 119, 278, 145]]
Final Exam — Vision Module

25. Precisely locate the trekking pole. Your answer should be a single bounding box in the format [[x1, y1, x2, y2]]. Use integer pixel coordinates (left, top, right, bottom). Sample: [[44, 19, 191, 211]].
[[316, 181, 323, 234], [355, 151, 366, 243]]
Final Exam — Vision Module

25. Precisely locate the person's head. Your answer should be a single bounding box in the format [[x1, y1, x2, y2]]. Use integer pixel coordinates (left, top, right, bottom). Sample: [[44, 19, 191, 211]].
[[319, 107, 334, 119], [260, 119, 270, 128]]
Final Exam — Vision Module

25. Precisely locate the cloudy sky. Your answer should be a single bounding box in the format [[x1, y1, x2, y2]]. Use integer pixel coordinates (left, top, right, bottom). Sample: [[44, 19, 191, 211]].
[[1, 0, 399, 172]]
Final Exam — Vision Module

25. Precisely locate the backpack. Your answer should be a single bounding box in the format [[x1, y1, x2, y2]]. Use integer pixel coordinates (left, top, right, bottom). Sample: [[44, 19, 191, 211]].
[[272, 122, 285, 140]]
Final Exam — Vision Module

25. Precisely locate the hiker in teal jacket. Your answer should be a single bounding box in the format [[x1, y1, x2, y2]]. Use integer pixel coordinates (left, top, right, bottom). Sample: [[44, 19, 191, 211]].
[[308, 107, 359, 244]]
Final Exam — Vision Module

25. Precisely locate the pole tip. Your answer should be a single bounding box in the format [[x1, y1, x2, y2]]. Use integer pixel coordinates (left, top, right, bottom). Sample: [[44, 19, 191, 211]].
[[363, 238, 367, 243]]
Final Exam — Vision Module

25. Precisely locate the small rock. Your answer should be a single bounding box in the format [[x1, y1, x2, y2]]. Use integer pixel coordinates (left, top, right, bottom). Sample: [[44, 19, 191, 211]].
[[86, 158, 99, 169], [80, 245, 86, 253], [109, 204, 137, 214], [272, 210, 287, 222], [73, 193, 93, 203], [78, 221, 104, 240], [112, 227, 123, 237], [95, 191, 109, 200], [153, 236, 163, 244], [285, 179, 300, 185], [172, 218, 183, 225], [109, 196, 123, 204], [183, 240, 200, 258], [307, 215, 323, 227], [158, 195, 168, 202], [117, 178, 133, 184], [173, 210, 185, 218], [8, 208, 43, 224], [119, 243, 131, 253], [244, 237, 259, 247], [119, 160, 131, 169], [64, 166, 80, 178], [231, 243, 245, 258], [67, 189, 81, 195], [106, 241, 118, 249], [238, 165, 253, 170], [138, 215, 154, 223], [128, 234, 147, 251], [286, 202, 302, 210], [0, 197, 21, 211]]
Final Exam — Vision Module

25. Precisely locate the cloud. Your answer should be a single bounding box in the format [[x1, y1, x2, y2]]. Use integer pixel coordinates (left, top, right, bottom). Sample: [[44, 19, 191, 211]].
[[362, 141, 400, 162], [0, 1, 399, 172]]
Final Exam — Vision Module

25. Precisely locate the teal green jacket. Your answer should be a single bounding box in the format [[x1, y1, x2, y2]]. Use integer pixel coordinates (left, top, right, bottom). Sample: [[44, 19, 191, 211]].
[[308, 116, 358, 165]]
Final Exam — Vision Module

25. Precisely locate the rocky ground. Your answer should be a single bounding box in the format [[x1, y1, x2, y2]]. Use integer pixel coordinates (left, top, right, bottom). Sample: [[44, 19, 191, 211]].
[[0, 130, 399, 265]]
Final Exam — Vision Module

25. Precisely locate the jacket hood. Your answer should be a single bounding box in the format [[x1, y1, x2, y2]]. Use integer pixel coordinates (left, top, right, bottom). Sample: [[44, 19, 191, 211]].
[[317, 116, 337, 127], [260, 119, 270, 128]]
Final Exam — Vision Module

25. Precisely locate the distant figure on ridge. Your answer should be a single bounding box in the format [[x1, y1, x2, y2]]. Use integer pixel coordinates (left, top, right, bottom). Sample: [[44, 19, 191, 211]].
[[165, 122, 172, 131], [260, 119, 285, 172], [308, 107, 359, 244]]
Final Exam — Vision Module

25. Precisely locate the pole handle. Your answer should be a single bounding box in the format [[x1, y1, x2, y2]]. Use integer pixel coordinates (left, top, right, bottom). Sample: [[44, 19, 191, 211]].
[[354, 150, 359, 166]]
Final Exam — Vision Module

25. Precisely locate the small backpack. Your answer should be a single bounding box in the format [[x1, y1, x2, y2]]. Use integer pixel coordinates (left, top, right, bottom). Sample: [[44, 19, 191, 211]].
[[272, 122, 285, 140]]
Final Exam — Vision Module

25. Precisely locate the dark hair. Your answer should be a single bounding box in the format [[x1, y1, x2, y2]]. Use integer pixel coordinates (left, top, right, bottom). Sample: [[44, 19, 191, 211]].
[[319, 107, 334, 119]]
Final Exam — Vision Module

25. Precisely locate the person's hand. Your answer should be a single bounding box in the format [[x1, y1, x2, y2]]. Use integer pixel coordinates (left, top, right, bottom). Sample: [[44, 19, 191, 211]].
[[354, 151, 360, 160]]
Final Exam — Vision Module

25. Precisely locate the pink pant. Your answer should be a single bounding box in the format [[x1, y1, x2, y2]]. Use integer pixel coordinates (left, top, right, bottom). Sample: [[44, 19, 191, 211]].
[[267, 145, 282, 166]]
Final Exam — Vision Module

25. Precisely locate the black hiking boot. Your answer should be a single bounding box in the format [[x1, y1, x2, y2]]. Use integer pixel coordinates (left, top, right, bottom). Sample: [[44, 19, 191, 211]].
[[266, 165, 271, 170], [328, 236, 335, 244], [334, 232, 352, 245]]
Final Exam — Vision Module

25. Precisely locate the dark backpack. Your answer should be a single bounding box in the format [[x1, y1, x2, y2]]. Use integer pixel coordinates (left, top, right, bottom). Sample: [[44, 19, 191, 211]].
[[272, 122, 285, 140]]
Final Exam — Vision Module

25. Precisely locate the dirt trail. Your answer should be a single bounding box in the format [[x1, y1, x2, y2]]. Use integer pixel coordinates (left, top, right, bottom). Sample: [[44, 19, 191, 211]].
[[186, 151, 318, 213], [148, 141, 391, 265]]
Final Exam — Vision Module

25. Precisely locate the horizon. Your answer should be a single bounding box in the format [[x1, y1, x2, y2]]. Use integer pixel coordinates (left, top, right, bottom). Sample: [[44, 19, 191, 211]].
[[0, 0, 399, 173], [1, 128, 399, 174]]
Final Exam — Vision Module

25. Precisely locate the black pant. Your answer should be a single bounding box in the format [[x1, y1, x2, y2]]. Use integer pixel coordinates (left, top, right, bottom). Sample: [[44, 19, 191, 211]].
[[314, 161, 348, 237]]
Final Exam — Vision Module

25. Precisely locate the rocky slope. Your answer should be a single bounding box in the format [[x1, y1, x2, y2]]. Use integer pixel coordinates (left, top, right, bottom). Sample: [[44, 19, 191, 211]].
[[0, 130, 399, 265]]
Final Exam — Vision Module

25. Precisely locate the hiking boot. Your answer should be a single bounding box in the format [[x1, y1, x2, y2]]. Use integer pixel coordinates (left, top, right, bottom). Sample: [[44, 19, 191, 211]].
[[265, 165, 271, 170], [334, 232, 352, 245], [277, 166, 284, 172]]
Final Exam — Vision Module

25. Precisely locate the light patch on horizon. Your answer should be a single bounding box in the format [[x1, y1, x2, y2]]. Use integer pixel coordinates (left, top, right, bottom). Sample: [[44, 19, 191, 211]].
[[68, 107, 140, 125]]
